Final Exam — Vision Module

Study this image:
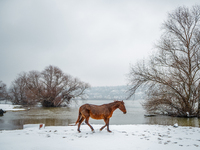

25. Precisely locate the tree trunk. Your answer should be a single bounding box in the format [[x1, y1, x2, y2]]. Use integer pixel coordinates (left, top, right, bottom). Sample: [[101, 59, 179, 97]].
[[198, 98, 200, 117], [41, 100, 55, 107], [198, 86, 200, 117], [197, 83, 200, 117]]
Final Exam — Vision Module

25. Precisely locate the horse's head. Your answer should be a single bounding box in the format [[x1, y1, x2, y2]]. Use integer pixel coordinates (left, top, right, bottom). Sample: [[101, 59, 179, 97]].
[[118, 100, 127, 114]]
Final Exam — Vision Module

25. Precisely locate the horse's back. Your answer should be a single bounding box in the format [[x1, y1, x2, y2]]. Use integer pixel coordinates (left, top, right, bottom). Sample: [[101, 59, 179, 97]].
[[80, 103, 103, 110], [79, 103, 108, 119]]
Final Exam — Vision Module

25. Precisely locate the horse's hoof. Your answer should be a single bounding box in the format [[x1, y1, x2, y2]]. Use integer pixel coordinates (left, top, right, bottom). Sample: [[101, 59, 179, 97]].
[[107, 130, 112, 133]]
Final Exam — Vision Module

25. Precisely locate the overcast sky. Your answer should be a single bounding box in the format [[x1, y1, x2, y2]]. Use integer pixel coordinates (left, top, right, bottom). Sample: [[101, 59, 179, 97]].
[[0, 0, 200, 87]]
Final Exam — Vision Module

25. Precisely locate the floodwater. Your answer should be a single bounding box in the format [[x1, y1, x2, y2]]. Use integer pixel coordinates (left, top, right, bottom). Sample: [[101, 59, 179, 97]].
[[0, 100, 200, 130]]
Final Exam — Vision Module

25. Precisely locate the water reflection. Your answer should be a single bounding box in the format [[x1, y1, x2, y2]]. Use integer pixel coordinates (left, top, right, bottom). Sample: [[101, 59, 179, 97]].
[[0, 106, 78, 130], [10, 118, 74, 129], [146, 116, 200, 127], [0, 100, 200, 130]]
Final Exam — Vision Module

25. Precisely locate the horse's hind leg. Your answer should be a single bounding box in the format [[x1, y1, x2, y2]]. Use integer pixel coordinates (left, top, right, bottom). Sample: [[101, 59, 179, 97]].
[[85, 117, 94, 132], [77, 116, 84, 133]]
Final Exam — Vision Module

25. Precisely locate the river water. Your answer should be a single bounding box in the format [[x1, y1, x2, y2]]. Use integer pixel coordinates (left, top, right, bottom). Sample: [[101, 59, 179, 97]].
[[0, 100, 200, 130]]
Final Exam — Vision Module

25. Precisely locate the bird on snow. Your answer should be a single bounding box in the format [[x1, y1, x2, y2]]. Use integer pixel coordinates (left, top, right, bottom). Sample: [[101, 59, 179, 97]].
[[173, 123, 178, 128]]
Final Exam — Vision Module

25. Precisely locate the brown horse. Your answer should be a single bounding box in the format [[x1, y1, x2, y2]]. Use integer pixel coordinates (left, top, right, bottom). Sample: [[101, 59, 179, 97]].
[[75, 100, 127, 132]]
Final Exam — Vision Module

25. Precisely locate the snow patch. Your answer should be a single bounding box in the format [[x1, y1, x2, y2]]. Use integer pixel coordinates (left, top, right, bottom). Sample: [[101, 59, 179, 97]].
[[1, 124, 200, 150], [0, 104, 26, 111]]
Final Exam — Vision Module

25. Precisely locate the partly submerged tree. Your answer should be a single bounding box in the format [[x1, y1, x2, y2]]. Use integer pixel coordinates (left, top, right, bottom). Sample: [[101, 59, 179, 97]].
[[9, 65, 90, 107], [127, 5, 200, 117], [38, 65, 90, 107]]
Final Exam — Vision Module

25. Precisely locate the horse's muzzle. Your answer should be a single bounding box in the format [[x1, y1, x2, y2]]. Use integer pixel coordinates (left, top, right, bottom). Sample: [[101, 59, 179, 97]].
[[123, 111, 127, 114]]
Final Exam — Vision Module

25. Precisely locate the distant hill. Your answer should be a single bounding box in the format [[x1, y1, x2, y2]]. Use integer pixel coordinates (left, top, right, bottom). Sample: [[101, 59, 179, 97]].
[[83, 85, 145, 100]]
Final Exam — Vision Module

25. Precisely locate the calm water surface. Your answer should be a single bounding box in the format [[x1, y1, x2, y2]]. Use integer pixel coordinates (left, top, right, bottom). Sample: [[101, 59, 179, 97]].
[[0, 100, 200, 130]]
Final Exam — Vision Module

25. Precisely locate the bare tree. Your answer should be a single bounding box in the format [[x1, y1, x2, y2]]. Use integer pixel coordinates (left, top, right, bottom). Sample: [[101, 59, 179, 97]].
[[9, 73, 37, 105], [39, 65, 71, 107], [128, 5, 200, 117], [9, 73, 27, 105], [39, 65, 90, 107], [0, 81, 8, 101], [9, 65, 90, 107], [26, 71, 42, 103]]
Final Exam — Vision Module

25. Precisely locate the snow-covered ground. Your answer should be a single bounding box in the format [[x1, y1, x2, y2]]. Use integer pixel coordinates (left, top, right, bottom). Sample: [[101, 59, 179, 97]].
[[0, 124, 200, 150], [0, 104, 26, 111]]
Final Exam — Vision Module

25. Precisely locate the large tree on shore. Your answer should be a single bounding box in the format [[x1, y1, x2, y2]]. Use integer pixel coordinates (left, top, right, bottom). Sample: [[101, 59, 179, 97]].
[[128, 5, 200, 117], [9, 65, 90, 107]]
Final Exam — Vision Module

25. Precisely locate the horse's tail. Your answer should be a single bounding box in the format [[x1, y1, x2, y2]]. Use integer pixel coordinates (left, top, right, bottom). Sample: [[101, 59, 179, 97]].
[[75, 109, 81, 125]]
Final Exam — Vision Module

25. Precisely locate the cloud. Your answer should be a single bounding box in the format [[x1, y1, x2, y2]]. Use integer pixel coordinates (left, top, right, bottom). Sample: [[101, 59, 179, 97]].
[[0, 0, 199, 87]]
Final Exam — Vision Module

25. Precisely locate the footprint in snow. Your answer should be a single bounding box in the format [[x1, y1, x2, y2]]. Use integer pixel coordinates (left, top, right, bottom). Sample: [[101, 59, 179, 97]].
[[46, 134, 50, 138]]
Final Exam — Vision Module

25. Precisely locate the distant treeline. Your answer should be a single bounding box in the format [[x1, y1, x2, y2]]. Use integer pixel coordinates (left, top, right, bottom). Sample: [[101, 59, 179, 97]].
[[83, 86, 145, 100]]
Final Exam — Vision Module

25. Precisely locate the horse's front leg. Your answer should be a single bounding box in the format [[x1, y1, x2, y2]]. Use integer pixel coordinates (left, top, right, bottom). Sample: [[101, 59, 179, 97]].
[[106, 118, 111, 132], [100, 118, 111, 132], [100, 124, 106, 131]]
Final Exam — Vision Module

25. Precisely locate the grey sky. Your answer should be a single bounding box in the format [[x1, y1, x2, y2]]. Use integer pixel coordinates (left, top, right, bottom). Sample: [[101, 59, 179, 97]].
[[0, 0, 199, 87]]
